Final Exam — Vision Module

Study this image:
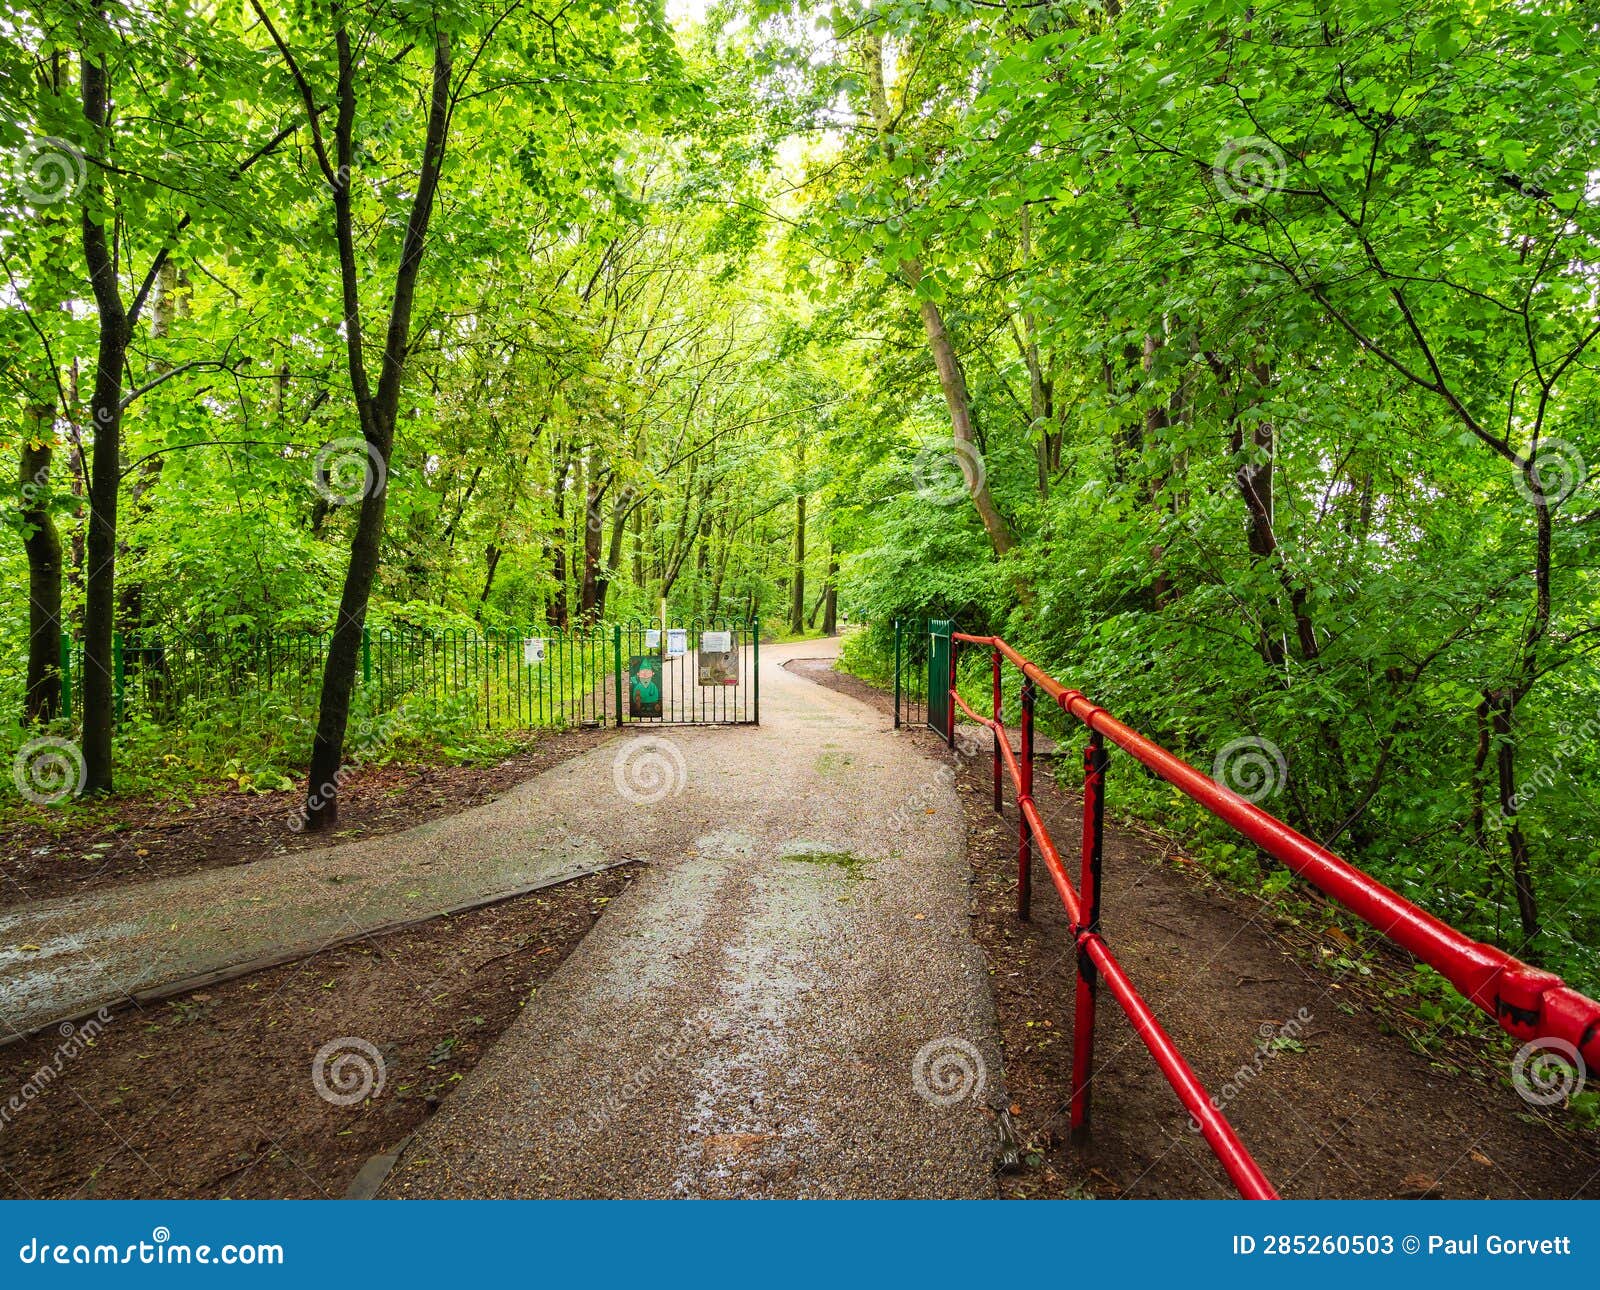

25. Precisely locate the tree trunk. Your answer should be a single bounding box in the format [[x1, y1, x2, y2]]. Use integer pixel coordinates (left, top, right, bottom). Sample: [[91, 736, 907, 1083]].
[[21, 414, 64, 723], [790, 453, 806, 635], [822, 557, 838, 635], [479, 542, 502, 608], [599, 490, 630, 622], [1491, 692, 1541, 950], [299, 26, 453, 831], [862, 33, 1017, 560], [118, 258, 179, 632], [79, 40, 128, 795]]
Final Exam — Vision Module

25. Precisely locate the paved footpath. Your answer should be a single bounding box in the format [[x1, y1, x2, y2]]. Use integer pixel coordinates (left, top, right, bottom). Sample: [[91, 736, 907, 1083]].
[[385, 637, 1000, 1198], [0, 774, 625, 1038]]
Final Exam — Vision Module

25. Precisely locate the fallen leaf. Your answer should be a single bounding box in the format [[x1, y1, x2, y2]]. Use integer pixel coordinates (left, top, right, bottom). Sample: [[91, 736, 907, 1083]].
[[1398, 1172, 1443, 1199]]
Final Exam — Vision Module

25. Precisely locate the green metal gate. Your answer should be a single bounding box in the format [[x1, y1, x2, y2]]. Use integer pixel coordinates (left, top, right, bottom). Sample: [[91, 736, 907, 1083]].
[[927, 618, 954, 745], [614, 619, 759, 726]]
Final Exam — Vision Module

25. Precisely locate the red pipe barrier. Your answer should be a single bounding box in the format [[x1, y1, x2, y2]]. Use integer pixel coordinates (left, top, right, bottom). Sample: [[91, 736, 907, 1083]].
[[1017, 679, 1035, 921], [1071, 732, 1108, 1145], [951, 685, 1273, 1197], [954, 632, 1600, 1076]]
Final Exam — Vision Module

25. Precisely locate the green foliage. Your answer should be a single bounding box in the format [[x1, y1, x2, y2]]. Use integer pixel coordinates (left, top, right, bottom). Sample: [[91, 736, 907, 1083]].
[[3, 0, 1598, 1015]]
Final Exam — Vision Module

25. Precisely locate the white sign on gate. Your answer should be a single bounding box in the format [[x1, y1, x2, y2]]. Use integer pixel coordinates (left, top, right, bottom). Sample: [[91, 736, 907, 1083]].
[[522, 637, 547, 665], [666, 628, 688, 658], [700, 630, 732, 652]]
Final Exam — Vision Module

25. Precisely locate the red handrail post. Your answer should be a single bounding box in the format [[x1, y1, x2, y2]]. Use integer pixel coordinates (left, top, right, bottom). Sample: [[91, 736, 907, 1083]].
[[947, 634, 958, 747], [1070, 730, 1108, 1146], [991, 648, 1003, 812], [1018, 677, 1035, 920]]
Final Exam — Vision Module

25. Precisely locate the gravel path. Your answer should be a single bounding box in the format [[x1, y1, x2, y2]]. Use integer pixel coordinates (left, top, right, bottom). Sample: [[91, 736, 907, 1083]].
[[385, 637, 1000, 1198]]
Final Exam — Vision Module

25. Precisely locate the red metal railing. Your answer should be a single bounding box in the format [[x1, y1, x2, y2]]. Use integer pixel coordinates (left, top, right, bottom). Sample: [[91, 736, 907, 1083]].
[[949, 631, 1600, 1200]]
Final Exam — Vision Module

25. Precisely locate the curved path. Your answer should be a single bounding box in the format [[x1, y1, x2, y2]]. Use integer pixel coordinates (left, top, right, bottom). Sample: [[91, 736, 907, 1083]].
[[0, 639, 1001, 1198], [384, 637, 1000, 1198]]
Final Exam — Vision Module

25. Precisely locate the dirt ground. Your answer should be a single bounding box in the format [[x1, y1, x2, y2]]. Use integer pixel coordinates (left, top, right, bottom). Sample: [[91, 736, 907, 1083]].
[[0, 865, 635, 1199], [785, 656, 1600, 1200], [2, 726, 612, 906]]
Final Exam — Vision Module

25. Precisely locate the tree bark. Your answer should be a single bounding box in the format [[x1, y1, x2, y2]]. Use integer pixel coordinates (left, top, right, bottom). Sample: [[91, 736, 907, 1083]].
[[79, 36, 128, 794], [578, 457, 605, 621], [20, 412, 64, 723], [862, 33, 1016, 559], [291, 24, 454, 830], [1491, 691, 1541, 950], [790, 435, 806, 634]]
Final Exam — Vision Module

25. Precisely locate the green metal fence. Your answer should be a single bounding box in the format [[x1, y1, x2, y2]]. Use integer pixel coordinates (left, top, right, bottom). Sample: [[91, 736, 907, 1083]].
[[892, 617, 929, 730], [51, 618, 760, 736]]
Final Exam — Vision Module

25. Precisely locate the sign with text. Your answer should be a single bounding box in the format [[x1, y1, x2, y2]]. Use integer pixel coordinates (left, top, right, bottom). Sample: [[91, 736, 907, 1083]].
[[521, 637, 546, 665], [666, 628, 688, 659]]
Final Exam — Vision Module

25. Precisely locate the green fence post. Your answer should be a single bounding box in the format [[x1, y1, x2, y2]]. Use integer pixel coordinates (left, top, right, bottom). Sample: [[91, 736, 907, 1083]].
[[113, 632, 125, 724], [613, 623, 624, 727], [893, 618, 902, 729], [361, 626, 372, 687], [60, 636, 72, 723]]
